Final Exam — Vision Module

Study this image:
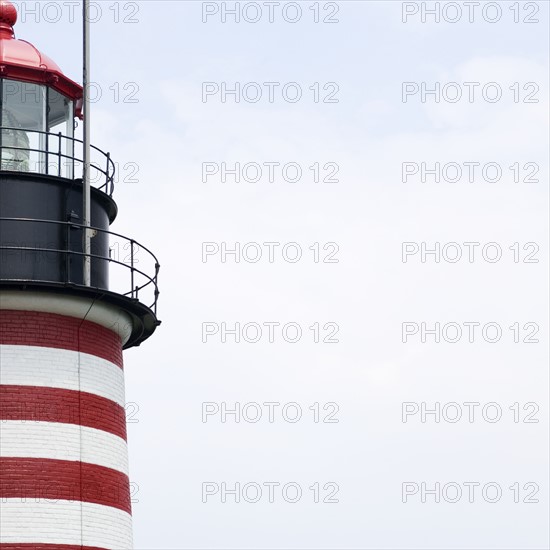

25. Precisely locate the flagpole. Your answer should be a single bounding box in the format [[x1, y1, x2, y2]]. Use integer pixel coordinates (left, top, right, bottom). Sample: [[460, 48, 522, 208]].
[[83, 0, 91, 286]]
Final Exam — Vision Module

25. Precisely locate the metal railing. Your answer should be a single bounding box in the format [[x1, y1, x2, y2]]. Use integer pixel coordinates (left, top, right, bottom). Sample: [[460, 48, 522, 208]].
[[0, 127, 116, 196], [0, 217, 160, 315]]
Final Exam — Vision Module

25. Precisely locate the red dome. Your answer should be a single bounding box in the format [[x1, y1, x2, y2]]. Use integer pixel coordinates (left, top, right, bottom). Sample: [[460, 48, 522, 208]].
[[0, 0, 82, 104]]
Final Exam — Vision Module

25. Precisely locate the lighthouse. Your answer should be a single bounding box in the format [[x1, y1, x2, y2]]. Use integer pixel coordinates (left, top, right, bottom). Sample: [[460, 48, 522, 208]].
[[0, 2, 160, 548]]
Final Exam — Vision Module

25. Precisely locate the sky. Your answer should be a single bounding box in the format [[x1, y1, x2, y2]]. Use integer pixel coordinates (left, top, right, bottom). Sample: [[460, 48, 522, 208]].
[[13, 1, 550, 548]]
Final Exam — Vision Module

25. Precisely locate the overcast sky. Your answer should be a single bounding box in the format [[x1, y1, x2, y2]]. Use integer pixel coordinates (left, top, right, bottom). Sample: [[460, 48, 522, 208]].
[[15, 1, 550, 548]]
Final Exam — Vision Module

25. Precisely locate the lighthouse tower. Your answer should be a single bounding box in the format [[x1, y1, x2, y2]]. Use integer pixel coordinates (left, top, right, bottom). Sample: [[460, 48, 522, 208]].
[[0, 2, 160, 548]]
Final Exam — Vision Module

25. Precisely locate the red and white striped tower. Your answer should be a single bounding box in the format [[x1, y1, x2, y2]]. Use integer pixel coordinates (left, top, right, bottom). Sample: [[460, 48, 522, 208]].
[[0, 2, 160, 548]]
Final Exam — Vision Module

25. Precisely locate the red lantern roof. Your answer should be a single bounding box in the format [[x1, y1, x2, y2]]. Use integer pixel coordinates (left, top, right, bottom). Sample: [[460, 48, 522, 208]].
[[0, 0, 83, 106]]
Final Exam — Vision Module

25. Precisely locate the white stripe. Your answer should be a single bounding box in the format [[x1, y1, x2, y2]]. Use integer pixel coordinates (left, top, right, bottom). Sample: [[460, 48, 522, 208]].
[[0, 499, 133, 549], [0, 345, 125, 407], [0, 421, 129, 475]]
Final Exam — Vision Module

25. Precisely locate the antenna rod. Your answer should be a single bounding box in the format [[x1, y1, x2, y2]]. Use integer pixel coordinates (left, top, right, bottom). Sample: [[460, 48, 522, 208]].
[[83, 0, 91, 286]]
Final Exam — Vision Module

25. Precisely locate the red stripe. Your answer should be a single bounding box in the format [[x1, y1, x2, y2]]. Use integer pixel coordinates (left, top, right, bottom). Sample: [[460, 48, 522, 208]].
[[0, 458, 131, 514], [0, 547, 107, 550], [0, 386, 127, 441], [0, 310, 123, 368], [0, 547, 105, 550]]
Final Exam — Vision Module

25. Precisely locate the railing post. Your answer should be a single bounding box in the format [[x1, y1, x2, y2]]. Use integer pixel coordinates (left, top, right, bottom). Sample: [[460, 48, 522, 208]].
[[58, 132, 62, 177], [106, 152, 112, 195], [130, 240, 135, 299], [154, 262, 160, 315], [65, 222, 70, 283], [45, 131, 49, 175]]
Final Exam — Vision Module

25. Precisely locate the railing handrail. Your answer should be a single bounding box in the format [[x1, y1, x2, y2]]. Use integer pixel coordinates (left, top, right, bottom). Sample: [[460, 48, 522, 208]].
[[0, 216, 160, 314], [0, 126, 116, 196]]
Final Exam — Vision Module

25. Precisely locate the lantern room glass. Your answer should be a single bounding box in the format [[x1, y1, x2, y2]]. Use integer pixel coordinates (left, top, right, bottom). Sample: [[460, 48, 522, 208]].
[[0, 78, 74, 178]]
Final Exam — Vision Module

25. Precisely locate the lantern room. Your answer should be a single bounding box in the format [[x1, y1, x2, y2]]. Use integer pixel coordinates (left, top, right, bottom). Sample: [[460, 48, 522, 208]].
[[0, 1, 81, 177], [1, 79, 76, 176]]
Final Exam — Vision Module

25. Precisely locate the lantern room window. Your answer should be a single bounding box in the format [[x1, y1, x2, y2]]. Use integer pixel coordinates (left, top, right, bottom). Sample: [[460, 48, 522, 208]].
[[0, 78, 74, 178], [47, 87, 75, 178]]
